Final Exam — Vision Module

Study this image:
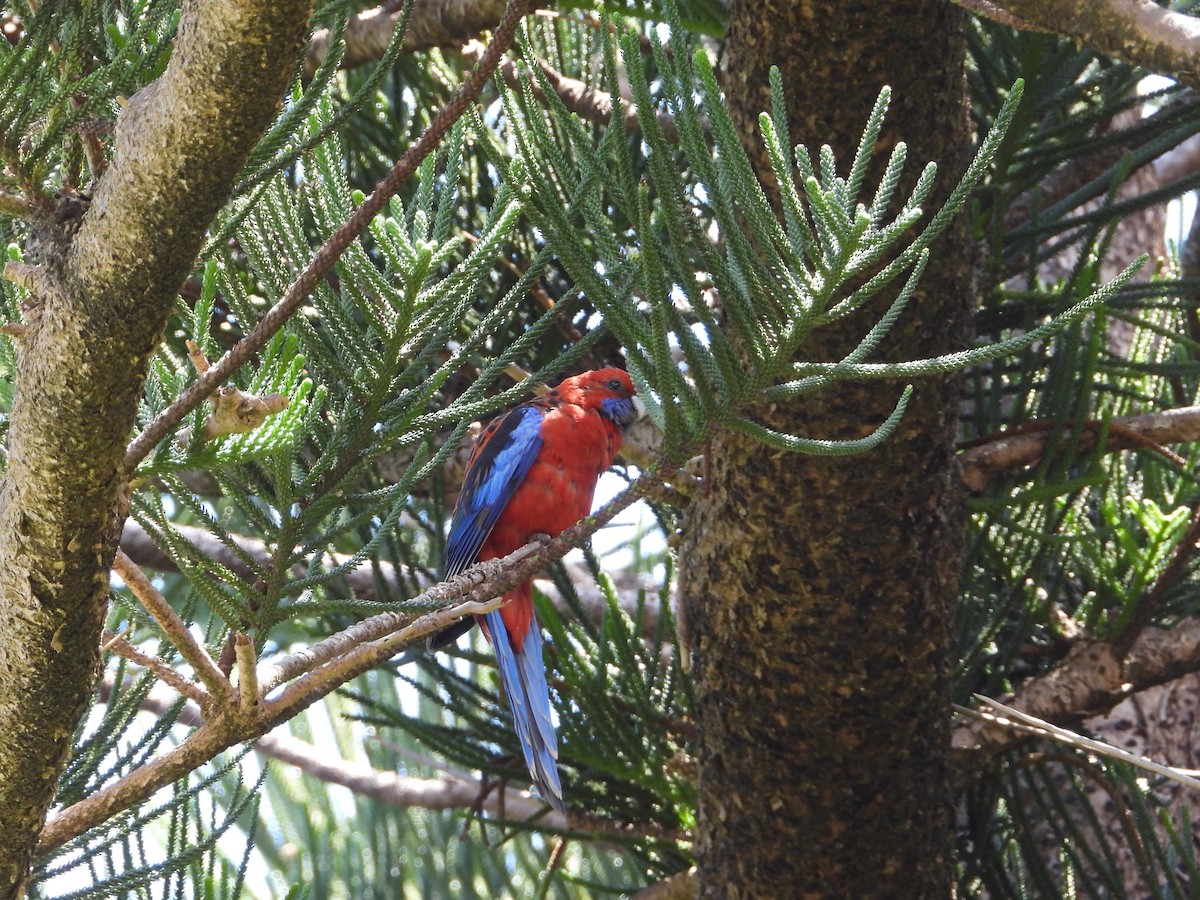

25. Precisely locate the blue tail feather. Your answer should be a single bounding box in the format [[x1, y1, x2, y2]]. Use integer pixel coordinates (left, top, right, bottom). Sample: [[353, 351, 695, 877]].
[[485, 608, 565, 812]]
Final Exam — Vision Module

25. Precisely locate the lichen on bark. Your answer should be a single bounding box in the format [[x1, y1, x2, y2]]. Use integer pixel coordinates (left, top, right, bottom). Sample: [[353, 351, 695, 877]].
[[0, 1, 314, 894], [683, 1, 975, 895]]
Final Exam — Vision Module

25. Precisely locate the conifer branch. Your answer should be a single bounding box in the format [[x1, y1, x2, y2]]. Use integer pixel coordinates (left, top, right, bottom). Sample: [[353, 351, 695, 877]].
[[256, 544, 543, 697], [958, 405, 1200, 490], [963, 694, 1200, 789], [124, 0, 538, 471], [304, 0, 523, 77], [111, 550, 231, 699], [119, 518, 669, 636], [38, 469, 657, 853]]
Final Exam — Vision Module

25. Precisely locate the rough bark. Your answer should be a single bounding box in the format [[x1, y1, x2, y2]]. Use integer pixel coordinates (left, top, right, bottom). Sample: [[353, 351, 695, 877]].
[[0, 1, 312, 894], [991, 0, 1200, 87], [683, 1, 974, 896]]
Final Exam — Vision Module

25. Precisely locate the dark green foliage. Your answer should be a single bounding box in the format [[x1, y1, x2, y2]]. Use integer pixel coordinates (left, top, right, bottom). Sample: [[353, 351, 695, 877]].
[[956, 18, 1200, 898]]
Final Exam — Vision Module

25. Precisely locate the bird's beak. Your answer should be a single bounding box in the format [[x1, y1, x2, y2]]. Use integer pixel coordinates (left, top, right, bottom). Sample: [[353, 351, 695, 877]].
[[632, 395, 647, 420]]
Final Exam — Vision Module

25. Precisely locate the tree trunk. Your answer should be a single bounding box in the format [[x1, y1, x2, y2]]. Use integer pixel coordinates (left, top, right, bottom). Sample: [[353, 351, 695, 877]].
[[683, 1, 974, 895], [0, 2, 311, 894]]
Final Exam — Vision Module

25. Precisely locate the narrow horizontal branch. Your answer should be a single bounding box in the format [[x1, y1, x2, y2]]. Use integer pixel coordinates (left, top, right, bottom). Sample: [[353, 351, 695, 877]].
[[121, 508, 669, 636], [305, 0, 528, 77], [257, 540, 548, 697], [948, 0, 1053, 33], [958, 405, 1200, 491], [952, 617, 1200, 769], [256, 729, 563, 823], [262, 471, 657, 724], [463, 39, 679, 141], [982, 0, 1200, 88], [38, 578, 517, 852]]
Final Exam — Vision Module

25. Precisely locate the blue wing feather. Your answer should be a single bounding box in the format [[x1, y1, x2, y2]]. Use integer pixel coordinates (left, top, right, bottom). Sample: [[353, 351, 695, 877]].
[[439, 403, 566, 811], [485, 607, 565, 812], [444, 405, 544, 578]]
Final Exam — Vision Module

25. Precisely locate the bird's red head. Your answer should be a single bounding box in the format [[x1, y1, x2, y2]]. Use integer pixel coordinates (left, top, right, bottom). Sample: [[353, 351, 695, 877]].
[[554, 368, 639, 427]]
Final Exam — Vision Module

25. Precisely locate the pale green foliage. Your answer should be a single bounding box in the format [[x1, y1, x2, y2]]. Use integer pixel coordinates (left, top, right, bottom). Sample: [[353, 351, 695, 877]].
[[30, 665, 261, 900]]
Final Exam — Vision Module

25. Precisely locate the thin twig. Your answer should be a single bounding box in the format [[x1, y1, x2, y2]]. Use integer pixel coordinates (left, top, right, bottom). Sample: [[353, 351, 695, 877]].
[[123, 0, 536, 472], [952, 617, 1200, 771], [964, 695, 1200, 790], [100, 630, 211, 707], [72, 95, 109, 181], [958, 408, 1200, 491], [100, 625, 132, 652], [464, 39, 677, 140], [111, 550, 231, 698], [537, 838, 569, 899]]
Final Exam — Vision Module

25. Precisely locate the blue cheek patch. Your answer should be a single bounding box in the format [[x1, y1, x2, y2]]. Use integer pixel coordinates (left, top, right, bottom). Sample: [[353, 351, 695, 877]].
[[600, 396, 635, 426]]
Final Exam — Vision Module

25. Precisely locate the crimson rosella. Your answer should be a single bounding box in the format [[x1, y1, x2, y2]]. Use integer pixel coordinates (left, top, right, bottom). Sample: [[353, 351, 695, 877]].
[[430, 368, 640, 812]]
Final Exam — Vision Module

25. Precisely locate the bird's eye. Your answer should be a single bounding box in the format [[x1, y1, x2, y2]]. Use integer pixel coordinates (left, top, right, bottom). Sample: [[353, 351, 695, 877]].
[[607, 379, 622, 391]]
